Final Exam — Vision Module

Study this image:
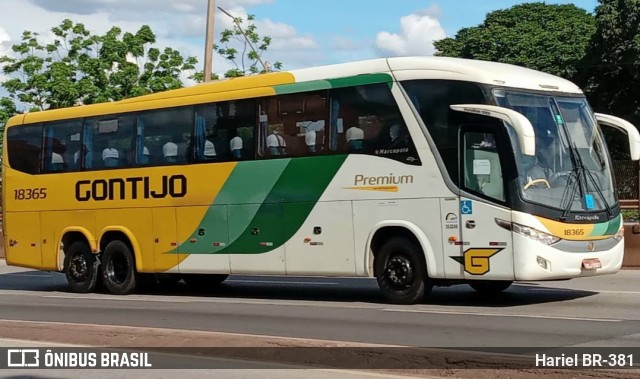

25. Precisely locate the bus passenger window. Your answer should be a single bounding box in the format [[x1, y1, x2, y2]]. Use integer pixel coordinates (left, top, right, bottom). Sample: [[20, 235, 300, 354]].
[[195, 99, 256, 162], [42, 120, 82, 173], [138, 107, 193, 166], [257, 92, 328, 158], [330, 84, 420, 165]]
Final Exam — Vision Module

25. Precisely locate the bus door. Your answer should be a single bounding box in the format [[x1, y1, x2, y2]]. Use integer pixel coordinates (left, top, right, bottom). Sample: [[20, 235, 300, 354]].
[[454, 126, 515, 280]]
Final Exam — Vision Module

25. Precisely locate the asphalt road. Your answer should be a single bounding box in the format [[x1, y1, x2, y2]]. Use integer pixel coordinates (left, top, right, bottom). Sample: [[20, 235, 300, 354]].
[[0, 260, 639, 350]]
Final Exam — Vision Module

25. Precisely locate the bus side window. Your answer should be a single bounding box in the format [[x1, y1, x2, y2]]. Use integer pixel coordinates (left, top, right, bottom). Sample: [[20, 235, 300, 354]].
[[7, 124, 43, 175], [42, 120, 82, 173], [257, 92, 328, 158], [330, 84, 420, 165], [195, 100, 256, 162], [138, 107, 193, 166]]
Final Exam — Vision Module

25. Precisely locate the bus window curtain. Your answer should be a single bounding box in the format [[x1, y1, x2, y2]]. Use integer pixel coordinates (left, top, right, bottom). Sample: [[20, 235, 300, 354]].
[[259, 112, 269, 155], [330, 98, 340, 151], [44, 127, 54, 171], [136, 118, 145, 164], [195, 114, 206, 161], [83, 121, 93, 169]]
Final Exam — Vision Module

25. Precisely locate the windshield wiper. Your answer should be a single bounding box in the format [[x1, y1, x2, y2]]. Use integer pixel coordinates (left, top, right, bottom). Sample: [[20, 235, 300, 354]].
[[559, 170, 579, 221], [560, 143, 613, 221], [571, 143, 613, 220]]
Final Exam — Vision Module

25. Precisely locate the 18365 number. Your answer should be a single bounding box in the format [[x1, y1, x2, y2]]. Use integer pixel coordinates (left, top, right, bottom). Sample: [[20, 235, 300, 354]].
[[14, 188, 47, 200]]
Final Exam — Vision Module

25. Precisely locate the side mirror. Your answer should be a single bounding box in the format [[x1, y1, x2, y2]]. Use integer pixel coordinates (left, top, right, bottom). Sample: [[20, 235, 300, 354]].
[[595, 113, 640, 161], [451, 104, 535, 156]]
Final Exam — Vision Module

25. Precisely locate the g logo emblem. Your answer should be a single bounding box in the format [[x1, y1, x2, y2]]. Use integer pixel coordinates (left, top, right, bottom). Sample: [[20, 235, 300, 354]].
[[462, 248, 502, 275]]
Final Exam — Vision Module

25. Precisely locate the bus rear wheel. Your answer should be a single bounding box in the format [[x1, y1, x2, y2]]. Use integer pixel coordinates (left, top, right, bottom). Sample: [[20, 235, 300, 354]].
[[102, 240, 137, 295], [375, 237, 430, 304], [182, 274, 229, 289], [469, 280, 513, 294], [64, 241, 100, 293]]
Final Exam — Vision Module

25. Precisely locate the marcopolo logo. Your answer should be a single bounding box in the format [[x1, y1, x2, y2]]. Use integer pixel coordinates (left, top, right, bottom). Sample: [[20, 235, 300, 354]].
[[75, 175, 187, 202]]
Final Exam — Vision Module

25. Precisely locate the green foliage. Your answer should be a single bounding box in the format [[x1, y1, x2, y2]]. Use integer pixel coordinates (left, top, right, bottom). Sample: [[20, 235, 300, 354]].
[[434, 2, 595, 80], [0, 97, 16, 126], [579, 0, 640, 128], [0, 19, 198, 112], [0, 97, 18, 156], [213, 13, 282, 78]]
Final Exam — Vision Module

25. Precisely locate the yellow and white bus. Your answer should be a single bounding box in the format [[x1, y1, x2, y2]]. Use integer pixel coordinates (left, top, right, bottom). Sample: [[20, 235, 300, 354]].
[[3, 57, 640, 304]]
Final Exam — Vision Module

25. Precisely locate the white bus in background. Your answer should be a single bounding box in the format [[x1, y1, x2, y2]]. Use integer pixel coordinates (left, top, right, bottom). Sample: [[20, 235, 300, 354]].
[[4, 56, 639, 304]]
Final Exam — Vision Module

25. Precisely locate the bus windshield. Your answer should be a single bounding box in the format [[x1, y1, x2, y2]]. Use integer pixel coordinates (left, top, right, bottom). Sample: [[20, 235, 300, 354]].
[[494, 89, 616, 213]]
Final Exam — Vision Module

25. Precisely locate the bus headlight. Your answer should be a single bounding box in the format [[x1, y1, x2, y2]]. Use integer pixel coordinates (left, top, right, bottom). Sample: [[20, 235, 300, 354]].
[[614, 227, 624, 242], [512, 222, 560, 245]]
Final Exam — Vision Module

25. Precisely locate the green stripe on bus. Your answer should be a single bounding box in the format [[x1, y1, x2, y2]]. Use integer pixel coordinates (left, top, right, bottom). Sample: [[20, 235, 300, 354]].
[[590, 221, 609, 236], [273, 73, 393, 95], [274, 80, 331, 95], [214, 159, 290, 205], [327, 73, 393, 89], [178, 159, 290, 254], [603, 215, 621, 235], [216, 155, 347, 254]]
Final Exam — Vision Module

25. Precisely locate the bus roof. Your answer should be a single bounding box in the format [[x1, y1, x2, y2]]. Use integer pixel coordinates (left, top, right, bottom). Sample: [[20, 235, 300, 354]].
[[7, 56, 582, 127]]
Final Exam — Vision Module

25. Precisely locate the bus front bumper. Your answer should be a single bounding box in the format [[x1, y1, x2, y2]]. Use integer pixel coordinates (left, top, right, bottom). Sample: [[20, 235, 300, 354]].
[[513, 234, 624, 281]]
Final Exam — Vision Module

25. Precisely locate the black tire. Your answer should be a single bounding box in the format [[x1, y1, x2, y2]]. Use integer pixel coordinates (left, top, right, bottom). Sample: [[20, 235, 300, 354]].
[[182, 274, 229, 289], [375, 237, 431, 304], [64, 241, 100, 293], [469, 280, 513, 294], [102, 240, 137, 295]]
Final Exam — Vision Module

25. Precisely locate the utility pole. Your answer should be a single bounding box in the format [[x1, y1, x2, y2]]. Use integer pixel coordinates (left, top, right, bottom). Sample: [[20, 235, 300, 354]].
[[203, 0, 216, 82]]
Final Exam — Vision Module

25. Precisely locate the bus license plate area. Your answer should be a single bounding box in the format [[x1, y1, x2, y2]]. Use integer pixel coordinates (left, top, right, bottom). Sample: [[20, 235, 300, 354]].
[[582, 258, 602, 270]]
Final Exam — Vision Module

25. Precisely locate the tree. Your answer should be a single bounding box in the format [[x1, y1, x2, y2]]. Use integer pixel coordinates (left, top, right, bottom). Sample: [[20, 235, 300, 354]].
[[213, 13, 283, 78], [579, 0, 640, 128], [0, 97, 17, 126], [0, 19, 199, 111], [0, 97, 17, 156], [434, 3, 595, 80]]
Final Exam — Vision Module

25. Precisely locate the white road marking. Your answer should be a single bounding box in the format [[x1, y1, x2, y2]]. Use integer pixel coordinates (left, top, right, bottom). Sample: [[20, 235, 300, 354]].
[[42, 295, 192, 303], [381, 308, 622, 322], [227, 280, 340, 286]]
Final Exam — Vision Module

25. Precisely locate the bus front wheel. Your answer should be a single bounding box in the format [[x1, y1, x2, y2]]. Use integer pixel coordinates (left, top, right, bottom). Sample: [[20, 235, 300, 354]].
[[102, 240, 137, 295], [64, 241, 100, 293], [375, 237, 431, 304], [469, 280, 513, 294]]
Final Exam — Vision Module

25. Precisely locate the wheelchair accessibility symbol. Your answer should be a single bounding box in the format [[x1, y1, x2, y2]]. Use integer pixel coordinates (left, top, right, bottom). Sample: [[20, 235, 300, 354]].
[[460, 200, 473, 215]]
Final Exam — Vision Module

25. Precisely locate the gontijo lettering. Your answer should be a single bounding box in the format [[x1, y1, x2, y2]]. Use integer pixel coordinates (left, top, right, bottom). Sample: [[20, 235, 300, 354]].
[[75, 175, 187, 201]]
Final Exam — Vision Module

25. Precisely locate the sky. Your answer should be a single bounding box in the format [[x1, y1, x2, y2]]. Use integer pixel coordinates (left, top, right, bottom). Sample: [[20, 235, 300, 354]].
[[0, 0, 599, 79]]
